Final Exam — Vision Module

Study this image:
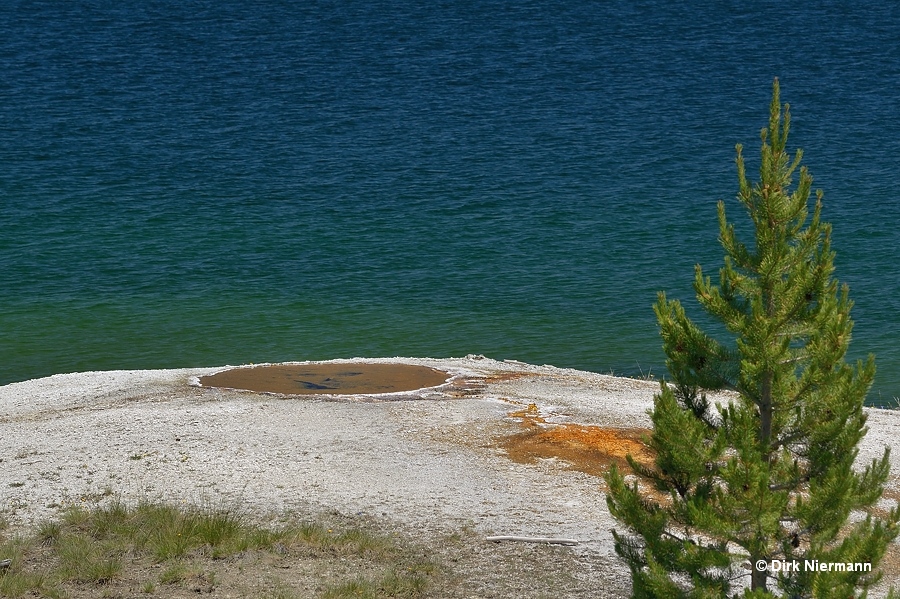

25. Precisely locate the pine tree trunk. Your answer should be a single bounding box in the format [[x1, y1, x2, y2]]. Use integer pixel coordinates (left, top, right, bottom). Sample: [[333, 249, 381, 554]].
[[751, 558, 768, 592], [760, 280, 775, 453], [760, 371, 773, 452]]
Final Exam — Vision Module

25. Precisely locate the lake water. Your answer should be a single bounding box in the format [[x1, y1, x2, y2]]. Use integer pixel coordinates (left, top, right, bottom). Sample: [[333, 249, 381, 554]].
[[1, 0, 898, 404]]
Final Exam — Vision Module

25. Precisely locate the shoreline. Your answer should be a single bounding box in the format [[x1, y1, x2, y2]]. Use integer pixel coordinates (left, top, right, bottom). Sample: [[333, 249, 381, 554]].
[[2, 356, 898, 595]]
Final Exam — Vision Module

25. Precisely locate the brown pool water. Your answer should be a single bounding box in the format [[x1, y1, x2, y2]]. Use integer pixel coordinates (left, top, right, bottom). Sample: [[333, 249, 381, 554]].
[[199, 363, 450, 395]]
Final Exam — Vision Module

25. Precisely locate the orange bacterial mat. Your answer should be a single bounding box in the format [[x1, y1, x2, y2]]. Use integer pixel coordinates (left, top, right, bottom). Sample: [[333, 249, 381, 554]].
[[501, 403, 653, 477]]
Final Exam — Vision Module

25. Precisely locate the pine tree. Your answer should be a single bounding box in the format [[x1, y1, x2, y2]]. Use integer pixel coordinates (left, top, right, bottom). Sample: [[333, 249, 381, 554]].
[[605, 80, 899, 598]]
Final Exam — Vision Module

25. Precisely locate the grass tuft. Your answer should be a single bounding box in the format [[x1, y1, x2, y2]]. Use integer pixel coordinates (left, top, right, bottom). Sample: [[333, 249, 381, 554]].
[[57, 534, 123, 583], [60, 504, 91, 529], [158, 561, 191, 585], [263, 581, 303, 599], [322, 577, 378, 599], [321, 564, 434, 599], [38, 520, 63, 546], [0, 570, 47, 598], [333, 528, 394, 558]]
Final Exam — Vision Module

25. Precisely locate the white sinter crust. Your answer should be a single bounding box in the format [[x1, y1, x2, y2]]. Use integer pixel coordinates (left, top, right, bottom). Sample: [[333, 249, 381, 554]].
[[1, 356, 898, 595]]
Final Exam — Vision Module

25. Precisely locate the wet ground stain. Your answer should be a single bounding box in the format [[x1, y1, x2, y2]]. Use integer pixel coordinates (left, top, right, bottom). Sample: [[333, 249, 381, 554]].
[[445, 371, 540, 398]]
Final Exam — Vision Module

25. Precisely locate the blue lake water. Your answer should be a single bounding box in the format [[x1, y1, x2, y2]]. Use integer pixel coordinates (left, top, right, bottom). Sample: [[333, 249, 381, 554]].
[[1, 0, 898, 404]]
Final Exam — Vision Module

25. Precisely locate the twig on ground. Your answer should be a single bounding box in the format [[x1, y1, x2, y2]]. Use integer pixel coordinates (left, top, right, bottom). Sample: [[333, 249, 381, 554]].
[[486, 536, 579, 546]]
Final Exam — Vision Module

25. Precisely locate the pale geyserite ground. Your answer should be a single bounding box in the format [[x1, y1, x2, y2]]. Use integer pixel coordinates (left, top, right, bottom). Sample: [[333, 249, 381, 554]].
[[1, 356, 898, 597]]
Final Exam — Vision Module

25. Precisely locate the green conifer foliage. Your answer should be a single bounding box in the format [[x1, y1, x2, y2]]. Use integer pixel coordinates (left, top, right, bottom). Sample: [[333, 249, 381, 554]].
[[605, 80, 899, 598]]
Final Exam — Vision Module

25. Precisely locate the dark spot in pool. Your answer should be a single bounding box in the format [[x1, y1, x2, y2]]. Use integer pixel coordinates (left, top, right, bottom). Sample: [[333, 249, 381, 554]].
[[296, 380, 337, 390]]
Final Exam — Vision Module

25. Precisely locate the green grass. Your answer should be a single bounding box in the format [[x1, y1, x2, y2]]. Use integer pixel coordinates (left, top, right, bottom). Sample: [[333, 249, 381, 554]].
[[55, 500, 281, 561], [321, 565, 433, 599], [56, 533, 123, 583], [0, 499, 436, 598], [158, 561, 191, 585], [0, 570, 48, 598], [262, 581, 305, 599]]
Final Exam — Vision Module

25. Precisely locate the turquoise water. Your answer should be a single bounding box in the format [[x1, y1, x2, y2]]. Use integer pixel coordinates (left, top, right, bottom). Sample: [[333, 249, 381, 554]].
[[2, 1, 899, 403]]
